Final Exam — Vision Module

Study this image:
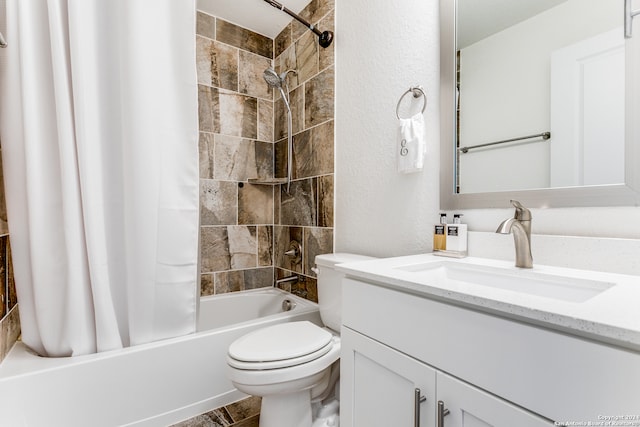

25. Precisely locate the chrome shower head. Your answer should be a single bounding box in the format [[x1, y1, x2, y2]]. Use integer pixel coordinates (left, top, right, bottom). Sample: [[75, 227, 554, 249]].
[[263, 68, 298, 89], [263, 68, 283, 88]]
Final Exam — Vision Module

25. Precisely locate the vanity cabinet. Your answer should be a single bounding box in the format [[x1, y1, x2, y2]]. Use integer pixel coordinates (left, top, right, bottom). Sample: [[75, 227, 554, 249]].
[[341, 277, 640, 426], [341, 327, 550, 427], [341, 327, 436, 426]]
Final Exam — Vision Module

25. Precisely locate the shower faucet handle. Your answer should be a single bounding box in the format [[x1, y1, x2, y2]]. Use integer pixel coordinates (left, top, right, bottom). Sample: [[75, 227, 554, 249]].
[[284, 240, 300, 257], [284, 241, 302, 265]]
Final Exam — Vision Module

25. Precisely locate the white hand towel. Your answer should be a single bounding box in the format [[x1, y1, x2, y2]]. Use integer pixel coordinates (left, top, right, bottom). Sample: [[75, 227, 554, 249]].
[[397, 113, 426, 173]]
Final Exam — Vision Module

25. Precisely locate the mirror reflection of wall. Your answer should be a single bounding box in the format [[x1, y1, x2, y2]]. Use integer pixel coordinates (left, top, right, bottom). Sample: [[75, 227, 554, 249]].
[[457, 0, 623, 194]]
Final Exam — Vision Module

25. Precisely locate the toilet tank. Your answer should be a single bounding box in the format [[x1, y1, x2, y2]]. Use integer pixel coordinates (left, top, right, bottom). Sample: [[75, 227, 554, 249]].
[[315, 253, 376, 332]]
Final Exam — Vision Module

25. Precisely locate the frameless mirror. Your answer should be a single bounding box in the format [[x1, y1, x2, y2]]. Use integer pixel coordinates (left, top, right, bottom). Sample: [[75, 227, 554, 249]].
[[440, 0, 640, 209]]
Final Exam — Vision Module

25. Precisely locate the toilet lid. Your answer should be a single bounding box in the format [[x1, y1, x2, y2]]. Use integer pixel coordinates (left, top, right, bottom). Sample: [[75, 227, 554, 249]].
[[228, 321, 333, 366]]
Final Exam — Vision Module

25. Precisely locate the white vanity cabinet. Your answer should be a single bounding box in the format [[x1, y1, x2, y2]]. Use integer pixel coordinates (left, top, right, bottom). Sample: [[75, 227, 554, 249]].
[[340, 277, 640, 426], [341, 327, 437, 426], [341, 327, 551, 426]]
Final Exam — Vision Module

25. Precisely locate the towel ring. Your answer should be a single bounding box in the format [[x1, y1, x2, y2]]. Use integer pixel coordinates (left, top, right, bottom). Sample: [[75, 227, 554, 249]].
[[396, 86, 426, 119]]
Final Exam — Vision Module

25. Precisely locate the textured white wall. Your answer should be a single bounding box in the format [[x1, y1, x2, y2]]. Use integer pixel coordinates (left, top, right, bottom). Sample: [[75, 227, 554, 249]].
[[335, 0, 640, 274], [334, 0, 439, 257]]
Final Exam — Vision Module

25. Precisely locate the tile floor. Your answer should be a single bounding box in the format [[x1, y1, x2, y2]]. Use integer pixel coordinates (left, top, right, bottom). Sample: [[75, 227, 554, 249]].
[[170, 396, 261, 427]]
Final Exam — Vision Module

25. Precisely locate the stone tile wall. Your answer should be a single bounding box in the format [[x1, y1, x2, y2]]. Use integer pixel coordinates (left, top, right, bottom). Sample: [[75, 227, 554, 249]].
[[197, 0, 335, 303], [197, 13, 277, 297], [273, 0, 335, 301], [0, 149, 19, 364]]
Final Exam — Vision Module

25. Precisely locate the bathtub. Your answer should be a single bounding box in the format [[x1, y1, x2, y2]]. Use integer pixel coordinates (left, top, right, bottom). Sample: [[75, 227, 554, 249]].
[[0, 287, 321, 427]]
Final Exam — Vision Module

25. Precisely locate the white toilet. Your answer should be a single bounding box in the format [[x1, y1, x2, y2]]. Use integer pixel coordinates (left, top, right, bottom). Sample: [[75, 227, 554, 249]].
[[226, 253, 373, 427]]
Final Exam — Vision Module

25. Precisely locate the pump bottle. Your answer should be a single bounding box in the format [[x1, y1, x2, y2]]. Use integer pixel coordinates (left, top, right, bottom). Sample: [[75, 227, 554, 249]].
[[433, 213, 447, 251], [446, 214, 468, 253]]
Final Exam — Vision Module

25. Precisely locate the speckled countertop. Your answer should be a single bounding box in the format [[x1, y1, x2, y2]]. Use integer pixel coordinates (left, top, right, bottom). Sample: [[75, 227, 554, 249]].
[[336, 254, 640, 351]]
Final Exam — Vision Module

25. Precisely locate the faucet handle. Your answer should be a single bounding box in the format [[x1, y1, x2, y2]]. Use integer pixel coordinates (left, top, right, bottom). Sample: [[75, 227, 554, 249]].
[[510, 200, 531, 221]]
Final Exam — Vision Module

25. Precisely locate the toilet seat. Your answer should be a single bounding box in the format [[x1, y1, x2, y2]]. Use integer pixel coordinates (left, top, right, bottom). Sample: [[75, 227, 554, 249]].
[[228, 341, 333, 370], [227, 336, 341, 388], [228, 321, 334, 370]]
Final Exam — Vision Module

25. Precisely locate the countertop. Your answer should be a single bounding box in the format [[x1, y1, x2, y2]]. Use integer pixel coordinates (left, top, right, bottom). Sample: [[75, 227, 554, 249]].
[[336, 254, 640, 351]]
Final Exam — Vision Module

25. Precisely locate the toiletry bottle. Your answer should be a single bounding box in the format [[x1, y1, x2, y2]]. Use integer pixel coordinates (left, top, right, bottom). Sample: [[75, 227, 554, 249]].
[[446, 214, 468, 254], [434, 213, 447, 251]]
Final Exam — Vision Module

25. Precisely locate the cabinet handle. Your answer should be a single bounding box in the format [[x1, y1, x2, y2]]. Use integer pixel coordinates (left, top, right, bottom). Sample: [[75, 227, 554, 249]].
[[414, 388, 427, 427], [625, 0, 640, 38], [437, 400, 450, 427]]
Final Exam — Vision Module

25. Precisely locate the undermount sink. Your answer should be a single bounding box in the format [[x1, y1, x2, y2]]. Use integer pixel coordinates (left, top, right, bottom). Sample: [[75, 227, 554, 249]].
[[394, 261, 615, 303]]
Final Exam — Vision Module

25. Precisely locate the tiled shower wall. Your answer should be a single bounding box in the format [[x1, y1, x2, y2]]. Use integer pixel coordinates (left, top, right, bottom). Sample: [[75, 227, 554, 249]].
[[0, 149, 19, 364], [197, 0, 335, 303], [273, 0, 335, 301], [197, 12, 277, 297]]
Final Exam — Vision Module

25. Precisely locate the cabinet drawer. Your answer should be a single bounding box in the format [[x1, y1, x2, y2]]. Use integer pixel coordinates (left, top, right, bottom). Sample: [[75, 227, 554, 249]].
[[342, 278, 640, 422]]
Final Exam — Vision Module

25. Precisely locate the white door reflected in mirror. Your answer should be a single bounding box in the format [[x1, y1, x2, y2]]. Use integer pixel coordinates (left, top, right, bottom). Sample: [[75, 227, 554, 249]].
[[456, 0, 623, 194]]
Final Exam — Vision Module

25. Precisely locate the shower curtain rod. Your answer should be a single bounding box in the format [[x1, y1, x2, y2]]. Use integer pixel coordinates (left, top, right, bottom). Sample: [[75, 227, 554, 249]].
[[262, 0, 333, 48]]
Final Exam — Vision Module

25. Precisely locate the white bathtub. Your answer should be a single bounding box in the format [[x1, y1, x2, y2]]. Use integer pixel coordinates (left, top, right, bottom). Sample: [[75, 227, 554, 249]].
[[0, 287, 321, 427]]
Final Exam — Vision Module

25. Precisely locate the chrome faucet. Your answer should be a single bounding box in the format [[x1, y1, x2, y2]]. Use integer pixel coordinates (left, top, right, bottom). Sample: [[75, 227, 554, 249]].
[[496, 200, 533, 268]]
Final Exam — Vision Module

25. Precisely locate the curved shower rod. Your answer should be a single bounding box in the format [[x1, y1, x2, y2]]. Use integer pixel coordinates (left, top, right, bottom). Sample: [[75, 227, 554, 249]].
[[263, 0, 333, 48]]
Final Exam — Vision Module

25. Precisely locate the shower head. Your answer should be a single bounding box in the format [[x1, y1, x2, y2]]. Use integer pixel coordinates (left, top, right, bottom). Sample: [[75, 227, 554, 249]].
[[263, 68, 298, 89], [263, 68, 283, 88]]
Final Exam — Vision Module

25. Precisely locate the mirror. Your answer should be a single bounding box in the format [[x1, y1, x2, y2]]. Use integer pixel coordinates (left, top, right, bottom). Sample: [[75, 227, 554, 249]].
[[440, 0, 640, 209]]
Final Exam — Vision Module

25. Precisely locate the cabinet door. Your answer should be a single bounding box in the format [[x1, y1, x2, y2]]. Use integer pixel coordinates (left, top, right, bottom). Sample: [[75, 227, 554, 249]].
[[341, 327, 437, 427], [436, 373, 553, 427]]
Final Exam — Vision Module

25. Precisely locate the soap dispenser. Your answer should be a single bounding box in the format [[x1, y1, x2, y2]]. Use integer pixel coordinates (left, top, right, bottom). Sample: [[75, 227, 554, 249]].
[[433, 213, 447, 251], [446, 214, 468, 255]]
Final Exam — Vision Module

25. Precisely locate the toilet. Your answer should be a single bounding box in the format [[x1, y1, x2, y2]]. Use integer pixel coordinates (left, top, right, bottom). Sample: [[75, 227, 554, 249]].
[[226, 253, 373, 427]]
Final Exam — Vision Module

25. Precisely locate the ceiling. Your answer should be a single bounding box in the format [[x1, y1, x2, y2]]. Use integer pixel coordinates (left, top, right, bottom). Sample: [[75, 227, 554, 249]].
[[197, 0, 311, 39], [458, 0, 569, 48]]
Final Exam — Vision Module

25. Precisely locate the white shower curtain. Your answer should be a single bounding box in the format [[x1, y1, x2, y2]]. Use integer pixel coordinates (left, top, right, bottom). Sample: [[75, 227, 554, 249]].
[[0, 0, 200, 357]]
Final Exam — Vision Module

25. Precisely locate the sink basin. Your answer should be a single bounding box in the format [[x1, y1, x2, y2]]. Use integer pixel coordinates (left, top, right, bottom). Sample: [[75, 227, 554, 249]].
[[394, 261, 614, 303]]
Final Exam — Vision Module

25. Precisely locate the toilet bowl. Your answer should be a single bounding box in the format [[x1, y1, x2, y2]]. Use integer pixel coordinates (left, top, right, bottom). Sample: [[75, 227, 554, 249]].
[[226, 253, 374, 427], [227, 321, 341, 427]]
